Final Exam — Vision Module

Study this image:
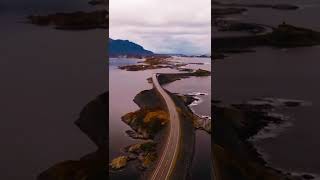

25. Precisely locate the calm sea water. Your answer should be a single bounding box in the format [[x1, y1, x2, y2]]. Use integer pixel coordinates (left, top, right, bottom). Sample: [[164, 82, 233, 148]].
[[0, 2, 106, 180], [213, 0, 320, 176], [109, 57, 211, 179], [164, 57, 211, 180]]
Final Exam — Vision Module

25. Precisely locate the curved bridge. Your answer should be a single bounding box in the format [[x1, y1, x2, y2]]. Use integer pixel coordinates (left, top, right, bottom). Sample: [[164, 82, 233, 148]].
[[150, 73, 181, 180]]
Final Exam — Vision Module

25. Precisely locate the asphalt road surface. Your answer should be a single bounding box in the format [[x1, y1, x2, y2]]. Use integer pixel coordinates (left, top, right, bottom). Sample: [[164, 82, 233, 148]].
[[150, 73, 181, 180]]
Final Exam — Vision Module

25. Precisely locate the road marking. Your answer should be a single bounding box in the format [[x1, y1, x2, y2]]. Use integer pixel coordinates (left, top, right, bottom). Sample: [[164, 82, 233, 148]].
[[150, 74, 181, 180]]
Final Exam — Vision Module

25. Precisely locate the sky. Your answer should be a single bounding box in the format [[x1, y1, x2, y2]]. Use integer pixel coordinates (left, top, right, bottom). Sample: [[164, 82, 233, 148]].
[[110, 0, 211, 55]]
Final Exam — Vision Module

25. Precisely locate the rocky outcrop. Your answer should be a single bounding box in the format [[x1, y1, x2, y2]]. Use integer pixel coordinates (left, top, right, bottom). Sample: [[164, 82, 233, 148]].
[[214, 19, 266, 34], [37, 149, 109, 180], [212, 1, 298, 10], [122, 108, 169, 139], [119, 64, 170, 71], [192, 115, 211, 133], [88, 0, 106, 6], [113, 87, 197, 178], [119, 89, 169, 139], [156, 69, 211, 85], [126, 141, 156, 154], [133, 88, 166, 109], [118, 56, 172, 71], [75, 92, 107, 149], [213, 24, 320, 50], [37, 93, 108, 180], [109, 138, 158, 171], [212, 99, 313, 180], [213, 8, 247, 16], [139, 152, 157, 170], [268, 23, 320, 47], [109, 156, 129, 170], [125, 141, 158, 170]]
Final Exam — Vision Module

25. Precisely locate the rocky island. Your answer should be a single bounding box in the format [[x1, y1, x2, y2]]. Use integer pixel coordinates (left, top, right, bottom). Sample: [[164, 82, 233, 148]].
[[212, 1, 299, 10], [88, 0, 107, 6], [212, 1, 318, 179], [154, 69, 211, 85], [118, 56, 211, 74], [212, 1, 320, 57], [28, 10, 108, 30], [110, 83, 211, 175], [118, 56, 171, 71], [37, 93, 108, 180], [213, 23, 320, 54], [213, 98, 314, 180]]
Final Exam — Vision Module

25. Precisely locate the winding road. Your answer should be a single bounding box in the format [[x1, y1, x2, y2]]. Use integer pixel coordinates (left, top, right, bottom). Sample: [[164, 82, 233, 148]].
[[150, 73, 181, 180]]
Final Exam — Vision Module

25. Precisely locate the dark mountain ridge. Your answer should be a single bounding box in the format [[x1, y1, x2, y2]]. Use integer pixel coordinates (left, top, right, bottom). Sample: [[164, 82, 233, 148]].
[[109, 38, 154, 57]]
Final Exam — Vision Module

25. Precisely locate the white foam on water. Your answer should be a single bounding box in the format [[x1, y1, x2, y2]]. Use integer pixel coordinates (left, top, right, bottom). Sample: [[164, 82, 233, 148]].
[[290, 172, 320, 180], [250, 121, 293, 141], [186, 91, 212, 121], [200, 115, 211, 121], [249, 111, 292, 142], [247, 97, 312, 108], [247, 97, 316, 179], [187, 92, 209, 96], [189, 96, 203, 107]]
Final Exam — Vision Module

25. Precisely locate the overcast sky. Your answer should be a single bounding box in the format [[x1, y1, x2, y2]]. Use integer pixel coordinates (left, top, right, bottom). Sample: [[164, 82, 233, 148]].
[[110, 0, 211, 55]]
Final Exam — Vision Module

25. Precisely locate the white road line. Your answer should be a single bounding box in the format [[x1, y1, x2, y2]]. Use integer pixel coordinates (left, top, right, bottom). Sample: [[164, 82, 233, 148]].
[[150, 74, 181, 180]]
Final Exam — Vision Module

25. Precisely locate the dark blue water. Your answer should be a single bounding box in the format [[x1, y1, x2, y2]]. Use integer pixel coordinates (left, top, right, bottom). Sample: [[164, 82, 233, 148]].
[[213, 0, 320, 176], [0, 1, 106, 179]]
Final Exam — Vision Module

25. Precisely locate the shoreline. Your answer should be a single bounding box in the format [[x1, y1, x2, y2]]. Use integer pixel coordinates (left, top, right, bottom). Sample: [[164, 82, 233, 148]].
[[213, 2, 320, 179], [109, 57, 211, 179], [213, 98, 316, 180]]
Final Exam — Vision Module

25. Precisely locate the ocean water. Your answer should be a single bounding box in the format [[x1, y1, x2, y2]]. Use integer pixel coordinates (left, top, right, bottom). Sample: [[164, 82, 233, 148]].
[[213, 0, 320, 176], [164, 57, 211, 180], [0, 2, 106, 179], [109, 57, 211, 179]]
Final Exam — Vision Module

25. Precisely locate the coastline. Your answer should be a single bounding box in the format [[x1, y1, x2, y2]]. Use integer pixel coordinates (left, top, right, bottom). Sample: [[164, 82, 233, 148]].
[[109, 57, 211, 179], [212, 99, 316, 180], [213, 1, 320, 178]]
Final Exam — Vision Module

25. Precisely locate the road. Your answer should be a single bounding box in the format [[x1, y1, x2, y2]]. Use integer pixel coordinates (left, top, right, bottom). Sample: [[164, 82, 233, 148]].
[[150, 73, 181, 180]]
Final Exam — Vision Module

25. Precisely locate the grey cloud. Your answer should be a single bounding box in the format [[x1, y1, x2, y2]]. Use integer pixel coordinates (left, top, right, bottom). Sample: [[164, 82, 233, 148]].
[[110, 0, 211, 55]]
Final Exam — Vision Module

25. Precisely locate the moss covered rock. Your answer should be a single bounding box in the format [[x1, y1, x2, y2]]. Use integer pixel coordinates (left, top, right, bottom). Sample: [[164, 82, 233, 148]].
[[109, 156, 128, 170], [121, 109, 169, 139]]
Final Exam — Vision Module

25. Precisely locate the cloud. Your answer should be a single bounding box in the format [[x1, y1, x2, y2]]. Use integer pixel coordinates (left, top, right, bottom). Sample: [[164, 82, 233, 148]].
[[110, 0, 211, 55]]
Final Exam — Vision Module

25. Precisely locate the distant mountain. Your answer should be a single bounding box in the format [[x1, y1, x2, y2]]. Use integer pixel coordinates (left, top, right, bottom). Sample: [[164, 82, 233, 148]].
[[109, 38, 154, 57]]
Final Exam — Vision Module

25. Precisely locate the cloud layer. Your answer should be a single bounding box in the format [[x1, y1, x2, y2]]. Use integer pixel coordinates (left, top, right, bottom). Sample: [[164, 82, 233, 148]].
[[110, 0, 211, 55]]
